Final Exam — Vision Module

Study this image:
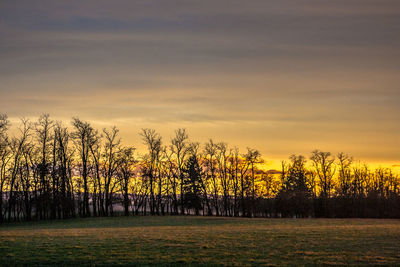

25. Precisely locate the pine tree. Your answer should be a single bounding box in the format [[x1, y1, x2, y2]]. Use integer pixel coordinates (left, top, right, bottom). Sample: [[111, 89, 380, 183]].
[[183, 155, 203, 215], [276, 155, 313, 218]]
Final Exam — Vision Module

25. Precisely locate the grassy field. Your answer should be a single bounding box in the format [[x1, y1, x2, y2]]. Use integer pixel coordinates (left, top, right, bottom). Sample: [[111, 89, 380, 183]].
[[0, 216, 399, 266]]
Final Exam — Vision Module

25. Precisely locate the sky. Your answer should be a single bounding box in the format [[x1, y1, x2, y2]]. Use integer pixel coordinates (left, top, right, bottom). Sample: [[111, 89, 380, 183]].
[[1, 0, 400, 169]]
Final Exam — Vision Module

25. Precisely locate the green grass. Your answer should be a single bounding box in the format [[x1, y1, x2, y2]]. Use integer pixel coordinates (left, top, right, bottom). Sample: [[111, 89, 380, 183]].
[[1, 216, 400, 266]]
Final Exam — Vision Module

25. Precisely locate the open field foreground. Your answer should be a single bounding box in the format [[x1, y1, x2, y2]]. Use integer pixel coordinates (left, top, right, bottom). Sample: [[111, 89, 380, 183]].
[[1, 217, 400, 266]]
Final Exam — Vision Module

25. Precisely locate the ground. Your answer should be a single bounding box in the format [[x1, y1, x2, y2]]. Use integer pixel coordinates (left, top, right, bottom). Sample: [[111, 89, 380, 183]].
[[0, 216, 399, 266]]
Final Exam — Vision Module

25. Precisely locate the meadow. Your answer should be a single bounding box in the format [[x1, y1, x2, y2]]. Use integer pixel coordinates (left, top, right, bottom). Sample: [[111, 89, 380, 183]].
[[1, 216, 399, 266]]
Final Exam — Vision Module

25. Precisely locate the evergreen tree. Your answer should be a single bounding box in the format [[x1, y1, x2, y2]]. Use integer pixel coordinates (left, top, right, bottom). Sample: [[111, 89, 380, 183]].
[[183, 155, 203, 215], [276, 155, 313, 218]]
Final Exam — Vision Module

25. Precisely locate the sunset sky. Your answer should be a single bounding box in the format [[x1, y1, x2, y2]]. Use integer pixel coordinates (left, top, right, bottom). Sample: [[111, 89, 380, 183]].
[[1, 0, 399, 169]]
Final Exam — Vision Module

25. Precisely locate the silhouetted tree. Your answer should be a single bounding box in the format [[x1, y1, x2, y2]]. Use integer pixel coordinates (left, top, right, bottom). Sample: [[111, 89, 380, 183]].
[[54, 122, 75, 218], [71, 118, 93, 217], [117, 147, 136, 216], [102, 126, 121, 216], [141, 128, 162, 215], [276, 155, 313, 218], [244, 148, 262, 217], [310, 150, 336, 217], [170, 128, 189, 215], [204, 139, 219, 216], [0, 114, 10, 222], [8, 119, 32, 221], [183, 154, 203, 215]]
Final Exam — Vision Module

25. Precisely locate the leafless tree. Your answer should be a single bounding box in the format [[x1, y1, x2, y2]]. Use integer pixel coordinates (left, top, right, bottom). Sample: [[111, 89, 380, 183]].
[[141, 128, 162, 215], [170, 128, 189, 215], [337, 152, 353, 198], [8, 118, 32, 221], [310, 150, 336, 199], [0, 115, 11, 222], [102, 126, 121, 216], [54, 122, 75, 218], [204, 139, 219, 215], [117, 146, 136, 216], [310, 150, 336, 217], [71, 117, 93, 217], [244, 148, 262, 217]]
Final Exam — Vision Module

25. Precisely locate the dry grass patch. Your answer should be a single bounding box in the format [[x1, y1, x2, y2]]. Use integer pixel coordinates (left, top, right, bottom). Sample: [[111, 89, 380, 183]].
[[0, 216, 399, 266]]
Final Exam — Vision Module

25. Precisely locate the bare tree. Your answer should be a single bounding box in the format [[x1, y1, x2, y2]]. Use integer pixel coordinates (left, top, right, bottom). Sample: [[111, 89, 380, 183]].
[[34, 114, 54, 219], [228, 147, 241, 217], [54, 122, 75, 218], [337, 152, 353, 198], [310, 150, 336, 199], [216, 142, 231, 216], [204, 139, 219, 215], [87, 128, 103, 216], [0, 115, 11, 222], [102, 126, 121, 216], [71, 117, 93, 217], [117, 146, 136, 216], [140, 129, 162, 215], [170, 128, 189, 215], [8, 118, 32, 221], [20, 142, 34, 220], [244, 148, 262, 217], [310, 150, 336, 217], [237, 150, 251, 217]]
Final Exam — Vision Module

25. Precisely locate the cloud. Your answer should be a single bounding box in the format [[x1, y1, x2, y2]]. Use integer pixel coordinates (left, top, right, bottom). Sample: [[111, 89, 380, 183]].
[[0, 0, 399, 164]]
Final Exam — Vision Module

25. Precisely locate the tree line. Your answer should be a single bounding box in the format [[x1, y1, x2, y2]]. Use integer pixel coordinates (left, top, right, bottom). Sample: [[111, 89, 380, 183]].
[[0, 114, 399, 222]]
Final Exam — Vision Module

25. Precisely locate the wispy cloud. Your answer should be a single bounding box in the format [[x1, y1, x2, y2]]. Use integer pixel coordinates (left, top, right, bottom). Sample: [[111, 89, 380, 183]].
[[1, 0, 399, 163]]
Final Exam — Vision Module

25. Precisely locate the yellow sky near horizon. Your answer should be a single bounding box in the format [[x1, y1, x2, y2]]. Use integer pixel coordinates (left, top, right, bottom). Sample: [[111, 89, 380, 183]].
[[5, 115, 400, 173]]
